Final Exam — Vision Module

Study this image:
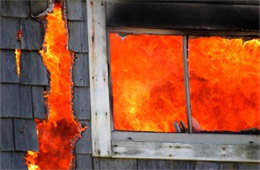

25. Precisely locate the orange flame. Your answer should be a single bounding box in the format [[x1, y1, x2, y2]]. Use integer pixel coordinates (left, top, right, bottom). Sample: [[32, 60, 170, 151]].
[[189, 37, 260, 131], [15, 49, 21, 77], [110, 33, 259, 133], [110, 34, 187, 132], [25, 2, 85, 169]]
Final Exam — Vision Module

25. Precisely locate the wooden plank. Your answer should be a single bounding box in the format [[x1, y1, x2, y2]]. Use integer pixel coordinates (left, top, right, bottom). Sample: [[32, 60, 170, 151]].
[[99, 158, 137, 170], [66, 0, 84, 21], [21, 19, 44, 50], [0, 17, 20, 49], [20, 51, 48, 85], [32, 86, 46, 119], [112, 140, 260, 162], [0, 152, 27, 169], [13, 119, 39, 151], [87, 0, 112, 157], [138, 159, 173, 170], [19, 85, 33, 118], [73, 53, 89, 87], [0, 84, 20, 118], [112, 131, 259, 145], [30, 0, 48, 17], [0, 50, 19, 83], [195, 161, 221, 170], [0, 0, 30, 18], [73, 87, 91, 120], [68, 21, 88, 52], [75, 121, 92, 154], [0, 119, 15, 151], [106, 2, 259, 32]]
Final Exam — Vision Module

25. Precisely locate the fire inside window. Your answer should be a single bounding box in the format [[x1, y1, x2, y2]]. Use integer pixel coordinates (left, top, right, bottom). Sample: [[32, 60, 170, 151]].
[[109, 33, 260, 134]]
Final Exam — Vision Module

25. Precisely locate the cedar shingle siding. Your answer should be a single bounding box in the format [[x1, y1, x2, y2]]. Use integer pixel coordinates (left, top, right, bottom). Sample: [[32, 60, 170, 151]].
[[0, 0, 259, 169]]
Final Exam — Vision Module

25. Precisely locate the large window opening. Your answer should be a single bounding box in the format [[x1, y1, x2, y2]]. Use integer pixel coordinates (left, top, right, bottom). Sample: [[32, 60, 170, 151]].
[[109, 33, 260, 133]]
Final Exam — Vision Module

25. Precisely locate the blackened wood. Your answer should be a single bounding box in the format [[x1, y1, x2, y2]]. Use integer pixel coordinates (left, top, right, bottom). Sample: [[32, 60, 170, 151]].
[[30, 0, 48, 17], [221, 162, 239, 170], [75, 154, 93, 170], [138, 159, 173, 170], [13, 119, 39, 151], [32, 86, 46, 119], [21, 19, 44, 50], [73, 87, 91, 120], [106, 2, 259, 32], [174, 122, 181, 133], [73, 53, 89, 87], [19, 85, 33, 118], [0, 0, 30, 18], [66, 0, 85, 21], [99, 158, 137, 170], [0, 83, 20, 117], [0, 50, 19, 83], [75, 121, 92, 154], [195, 161, 221, 170], [0, 152, 27, 169], [0, 17, 20, 49], [68, 21, 88, 52], [20, 51, 48, 85], [0, 119, 15, 151]]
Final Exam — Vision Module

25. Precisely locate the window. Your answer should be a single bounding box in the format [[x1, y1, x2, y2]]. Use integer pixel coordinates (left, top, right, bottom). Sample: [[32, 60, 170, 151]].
[[87, 0, 259, 162]]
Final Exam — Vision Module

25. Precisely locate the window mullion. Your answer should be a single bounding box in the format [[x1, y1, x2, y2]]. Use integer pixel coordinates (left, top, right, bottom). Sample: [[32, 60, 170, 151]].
[[182, 36, 193, 133]]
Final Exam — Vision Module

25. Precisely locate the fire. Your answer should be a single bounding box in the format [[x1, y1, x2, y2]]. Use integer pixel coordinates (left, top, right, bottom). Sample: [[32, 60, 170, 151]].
[[25, 2, 85, 169], [110, 34, 187, 132], [15, 49, 21, 77], [189, 37, 260, 132], [110, 33, 259, 133]]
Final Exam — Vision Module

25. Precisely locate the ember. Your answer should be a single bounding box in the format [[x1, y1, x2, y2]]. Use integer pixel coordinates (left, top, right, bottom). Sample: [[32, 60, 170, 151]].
[[15, 49, 21, 77], [110, 33, 260, 133], [25, 2, 85, 169]]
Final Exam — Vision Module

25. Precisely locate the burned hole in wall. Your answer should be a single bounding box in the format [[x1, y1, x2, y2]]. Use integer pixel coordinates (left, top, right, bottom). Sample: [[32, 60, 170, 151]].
[[109, 33, 260, 134]]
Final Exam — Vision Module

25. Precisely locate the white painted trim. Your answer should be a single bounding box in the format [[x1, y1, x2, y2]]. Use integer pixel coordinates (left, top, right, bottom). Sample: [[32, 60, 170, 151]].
[[87, 0, 112, 157]]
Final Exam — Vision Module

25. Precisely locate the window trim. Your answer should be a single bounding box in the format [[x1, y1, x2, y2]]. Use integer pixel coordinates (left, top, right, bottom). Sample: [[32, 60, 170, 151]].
[[87, 0, 260, 162]]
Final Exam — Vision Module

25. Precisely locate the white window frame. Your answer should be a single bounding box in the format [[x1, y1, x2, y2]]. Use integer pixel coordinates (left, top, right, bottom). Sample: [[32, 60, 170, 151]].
[[87, 0, 260, 162]]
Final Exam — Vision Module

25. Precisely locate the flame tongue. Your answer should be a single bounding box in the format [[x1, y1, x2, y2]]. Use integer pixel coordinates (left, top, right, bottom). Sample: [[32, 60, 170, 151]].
[[26, 2, 84, 169]]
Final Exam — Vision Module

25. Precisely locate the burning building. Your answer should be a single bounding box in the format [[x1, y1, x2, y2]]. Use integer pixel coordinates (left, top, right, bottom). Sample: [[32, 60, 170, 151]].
[[0, 0, 259, 169]]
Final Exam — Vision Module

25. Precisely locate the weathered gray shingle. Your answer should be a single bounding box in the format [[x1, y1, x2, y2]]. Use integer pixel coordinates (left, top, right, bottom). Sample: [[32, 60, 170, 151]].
[[138, 160, 173, 170], [99, 158, 137, 170], [13, 119, 38, 151], [75, 154, 92, 170], [75, 121, 91, 154], [0, 17, 20, 49], [0, 0, 30, 18], [173, 160, 196, 169], [20, 51, 48, 85], [68, 21, 88, 52], [73, 87, 90, 120], [66, 0, 85, 21], [30, 0, 48, 17], [73, 53, 89, 87], [0, 83, 20, 117], [32, 86, 46, 119], [0, 119, 15, 151], [21, 19, 44, 50], [0, 50, 19, 83], [195, 162, 221, 170], [19, 85, 33, 118], [0, 152, 27, 169]]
